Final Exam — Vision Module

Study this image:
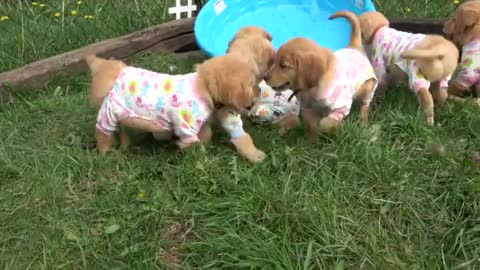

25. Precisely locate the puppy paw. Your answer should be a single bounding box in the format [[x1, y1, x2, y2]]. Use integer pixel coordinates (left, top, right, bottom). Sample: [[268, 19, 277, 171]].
[[475, 98, 480, 107], [176, 141, 193, 150], [426, 116, 434, 126], [245, 149, 267, 163], [319, 117, 340, 135], [231, 133, 266, 163], [277, 114, 300, 136]]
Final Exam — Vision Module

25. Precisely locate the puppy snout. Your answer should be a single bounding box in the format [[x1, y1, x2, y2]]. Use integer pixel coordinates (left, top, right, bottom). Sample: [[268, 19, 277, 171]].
[[263, 74, 269, 82]]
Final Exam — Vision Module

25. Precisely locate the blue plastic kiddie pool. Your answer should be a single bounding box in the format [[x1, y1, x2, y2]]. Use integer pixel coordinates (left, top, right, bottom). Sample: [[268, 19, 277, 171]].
[[194, 0, 376, 56]]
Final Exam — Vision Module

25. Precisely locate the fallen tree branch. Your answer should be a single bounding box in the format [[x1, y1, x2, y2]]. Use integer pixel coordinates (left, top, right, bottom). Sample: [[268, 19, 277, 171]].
[[0, 18, 197, 93], [0, 17, 451, 97]]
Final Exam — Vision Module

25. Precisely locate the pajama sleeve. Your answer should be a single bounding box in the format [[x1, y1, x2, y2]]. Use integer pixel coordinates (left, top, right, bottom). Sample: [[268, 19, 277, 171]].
[[172, 108, 201, 144], [96, 98, 120, 135], [453, 67, 478, 89], [217, 107, 246, 139], [372, 54, 388, 84], [439, 75, 451, 89], [328, 107, 349, 122]]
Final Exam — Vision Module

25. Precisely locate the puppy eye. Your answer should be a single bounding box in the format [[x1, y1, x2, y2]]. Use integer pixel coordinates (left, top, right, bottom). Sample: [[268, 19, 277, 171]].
[[279, 62, 286, 69]]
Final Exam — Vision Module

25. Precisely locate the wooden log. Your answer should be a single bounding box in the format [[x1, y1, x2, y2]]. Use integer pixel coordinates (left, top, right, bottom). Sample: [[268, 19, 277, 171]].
[[390, 17, 447, 36], [0, 18, 196, 93], [0, 16, 450, 97]]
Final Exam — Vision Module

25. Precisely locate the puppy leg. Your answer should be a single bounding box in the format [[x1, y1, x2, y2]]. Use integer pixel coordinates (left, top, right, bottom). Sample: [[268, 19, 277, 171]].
[[431, 81, 448, 107], [416, 88, 435, 125], [474, 85, 480, 107], [121, 117, 168, 146], [121, 117, 165, 132], [319, 117, 340, 135], [119, 125, 131, 150], [96, 129, 114, 154], [277, 113, 301, 136], [152, 131, 174, 141], [357, 79, 377, 123], [448, 80, 471, 98], [475, 84, 480, 98], [216, 107, 266, 163], [231, 133, 266, 163], [301, 109, 319, 143], [198, 123, 213, 143], [375, 80, 388, 98]]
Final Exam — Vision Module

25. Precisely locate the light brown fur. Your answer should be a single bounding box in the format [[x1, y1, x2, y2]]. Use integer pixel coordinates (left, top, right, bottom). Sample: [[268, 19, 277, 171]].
[[227, 26, 301, 133], [328, 11, 363, 50], [227, 26, 275, 90], [85, 53, 266, 163], [358, 11, 459, 125], [264, 11, 377, 141], [443, 0, 480, 106]]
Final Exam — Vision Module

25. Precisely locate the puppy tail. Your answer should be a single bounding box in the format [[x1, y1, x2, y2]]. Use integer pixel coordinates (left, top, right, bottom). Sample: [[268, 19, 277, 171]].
[[329, 11, 362, 51], [85, 52, 99, 73], [402, 36, 456, 60], [402, 48, 444, 59]]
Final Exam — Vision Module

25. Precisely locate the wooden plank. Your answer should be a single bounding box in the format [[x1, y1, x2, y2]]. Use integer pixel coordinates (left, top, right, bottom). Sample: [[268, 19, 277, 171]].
[[0, 18, 196, 92], [0, 16, 451, 97], [390, 17, 447, 36]]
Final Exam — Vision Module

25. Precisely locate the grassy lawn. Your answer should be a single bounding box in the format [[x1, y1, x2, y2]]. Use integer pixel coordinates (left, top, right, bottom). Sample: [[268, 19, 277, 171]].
[[0, 0, 177, 72], [1, 52, 479, 269], [1, 0, 480, 269]]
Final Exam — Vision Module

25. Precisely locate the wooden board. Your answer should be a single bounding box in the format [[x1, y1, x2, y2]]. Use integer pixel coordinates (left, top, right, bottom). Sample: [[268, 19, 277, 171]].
[[390, 17, 447, 36], [0, 16, 450, 98]]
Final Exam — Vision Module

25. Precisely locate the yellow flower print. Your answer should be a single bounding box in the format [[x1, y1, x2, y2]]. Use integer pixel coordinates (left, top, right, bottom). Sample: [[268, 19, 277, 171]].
[[162, 79, 174, 93], [84, 15, 95, 20], [54, 12, 61, 17], [0, 16, 9, 22], [453, 0, 460, 4], [179, 108, 193, 126], [78, 1, 83, 4], [40, 3, 46, 7], [32, 2, 38, 6], [406, 8, 411, 13], [71, 10, 78, 16], [128, 80, 138, 94]]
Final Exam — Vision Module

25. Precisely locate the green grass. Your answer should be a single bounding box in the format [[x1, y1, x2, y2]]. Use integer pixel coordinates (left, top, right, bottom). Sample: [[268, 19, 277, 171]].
[[1, 0, 479, 268], [0, 0, 177, 72], [1, 52, 480, 269], [0, 0, 462, 73]]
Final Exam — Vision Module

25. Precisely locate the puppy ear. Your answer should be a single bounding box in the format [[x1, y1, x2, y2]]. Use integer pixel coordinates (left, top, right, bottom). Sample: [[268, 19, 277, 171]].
[[455, 9, 480, 39], [230, 83, 254, 113], [443, 18, 454, 35], [263, 31, 273, 42], [227, 37, 236, 48], [212, 75, 254, 113], [295, 52, 324, 89]]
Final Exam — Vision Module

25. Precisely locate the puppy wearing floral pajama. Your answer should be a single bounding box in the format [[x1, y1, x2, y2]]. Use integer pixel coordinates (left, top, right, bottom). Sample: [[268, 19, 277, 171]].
[[358, 11, 459, 125]]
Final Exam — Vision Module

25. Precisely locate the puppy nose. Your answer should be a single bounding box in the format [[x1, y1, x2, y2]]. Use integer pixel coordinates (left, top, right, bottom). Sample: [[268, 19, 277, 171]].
[[263, 74, 269, 81]]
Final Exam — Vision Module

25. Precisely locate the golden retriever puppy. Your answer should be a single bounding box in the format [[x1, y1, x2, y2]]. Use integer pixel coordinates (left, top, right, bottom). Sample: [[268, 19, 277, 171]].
[[227, 26, 275, 95], [85, 53, 266, 163], [264, 11, 378, 142], [443, 0, 480, 106], [358, 11, 459, 125], [227, 26, 302, 134]]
